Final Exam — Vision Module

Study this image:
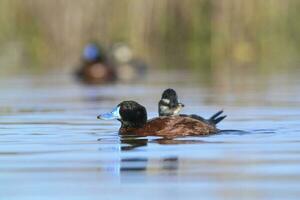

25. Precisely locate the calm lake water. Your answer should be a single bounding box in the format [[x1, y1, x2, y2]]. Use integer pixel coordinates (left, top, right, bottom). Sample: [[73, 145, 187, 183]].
[[0, 70, 300, 200]]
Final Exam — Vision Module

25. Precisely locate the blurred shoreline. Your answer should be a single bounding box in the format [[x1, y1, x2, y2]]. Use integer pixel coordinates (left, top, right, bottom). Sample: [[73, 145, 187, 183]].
[[0, 0, 299, 74]]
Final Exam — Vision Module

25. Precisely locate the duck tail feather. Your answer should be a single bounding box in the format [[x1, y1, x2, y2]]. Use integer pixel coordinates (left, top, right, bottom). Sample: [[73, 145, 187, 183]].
[[209, 110, 223, 121], [211, 115, 227, 125]]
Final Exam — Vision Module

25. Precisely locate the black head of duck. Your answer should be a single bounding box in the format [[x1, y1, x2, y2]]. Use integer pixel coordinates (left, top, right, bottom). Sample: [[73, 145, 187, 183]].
[[158, 88, 227, 127], [97, 100, 219, 137], [76, 43, 116, 84]]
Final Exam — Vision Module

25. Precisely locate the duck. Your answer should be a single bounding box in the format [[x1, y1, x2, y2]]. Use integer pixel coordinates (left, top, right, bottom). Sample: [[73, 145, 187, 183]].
[[76, 43, 116, 84], [109, 43, 147, 82], [158, 88, 226, 127], [97, 100, 219, 137], [158, 88, 185, 116]]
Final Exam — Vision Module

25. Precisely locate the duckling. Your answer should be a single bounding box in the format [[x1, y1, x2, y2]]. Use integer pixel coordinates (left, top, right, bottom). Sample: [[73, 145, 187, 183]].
[[158, 88, 226, 127], [158, 88, 185, 116]]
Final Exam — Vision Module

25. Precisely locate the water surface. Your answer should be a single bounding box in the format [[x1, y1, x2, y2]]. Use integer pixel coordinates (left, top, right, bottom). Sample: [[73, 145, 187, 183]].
[[0, 70, 300, 200]]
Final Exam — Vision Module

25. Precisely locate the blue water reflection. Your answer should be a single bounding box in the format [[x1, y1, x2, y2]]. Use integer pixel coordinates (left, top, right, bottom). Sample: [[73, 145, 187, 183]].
[[0, 71, 300, 200]]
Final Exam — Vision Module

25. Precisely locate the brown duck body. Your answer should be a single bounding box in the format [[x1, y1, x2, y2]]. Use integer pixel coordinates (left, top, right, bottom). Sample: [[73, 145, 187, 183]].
[[77, 61, 116, 84], [119, 116, 218, 137]]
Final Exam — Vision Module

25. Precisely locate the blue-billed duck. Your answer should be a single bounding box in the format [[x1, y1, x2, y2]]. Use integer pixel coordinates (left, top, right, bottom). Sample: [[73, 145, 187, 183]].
[[158, 88, 226, 127], [76, 43, 116, 84], [97, 101, 219, 137]]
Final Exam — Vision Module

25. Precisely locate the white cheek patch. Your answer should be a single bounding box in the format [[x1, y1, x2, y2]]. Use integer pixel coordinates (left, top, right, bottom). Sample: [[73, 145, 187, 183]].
[[161, 98, 170, 104]]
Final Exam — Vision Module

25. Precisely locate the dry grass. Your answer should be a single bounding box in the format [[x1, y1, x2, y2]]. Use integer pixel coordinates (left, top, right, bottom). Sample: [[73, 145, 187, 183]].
[[0, 0, 299, 73]]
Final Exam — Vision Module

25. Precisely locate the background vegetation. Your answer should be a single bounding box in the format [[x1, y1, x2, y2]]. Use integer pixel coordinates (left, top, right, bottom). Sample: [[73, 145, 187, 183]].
[[0, 0, 300, 74]]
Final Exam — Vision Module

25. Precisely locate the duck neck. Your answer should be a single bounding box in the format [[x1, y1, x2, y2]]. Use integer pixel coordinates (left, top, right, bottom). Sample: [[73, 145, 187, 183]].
[[121, 120, 145, 129]]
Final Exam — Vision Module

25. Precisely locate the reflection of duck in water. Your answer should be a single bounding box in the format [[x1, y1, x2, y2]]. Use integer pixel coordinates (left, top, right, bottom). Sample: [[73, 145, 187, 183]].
[[120, 156, 179, 173], [158, 88, 226, 128], [109, 43, 147, 82], [119, 137, 179, 172], [98, 101, 221, 137], [120, 135, 148, 151], [76, 43, 116, 84]]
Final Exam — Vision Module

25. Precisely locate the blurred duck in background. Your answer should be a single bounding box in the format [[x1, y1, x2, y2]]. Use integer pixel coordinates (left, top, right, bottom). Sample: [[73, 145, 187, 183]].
[[109, 43, 147, 82], [76, 43, 116, 84]]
